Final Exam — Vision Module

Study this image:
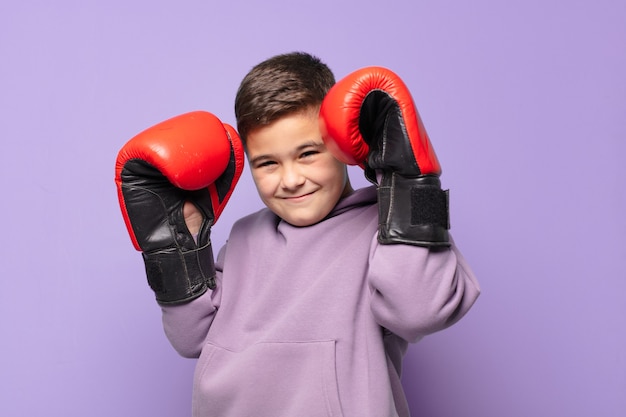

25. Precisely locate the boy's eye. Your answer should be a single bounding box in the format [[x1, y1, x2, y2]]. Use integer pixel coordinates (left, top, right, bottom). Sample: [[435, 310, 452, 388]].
[[301, 150, 319, 158], [257, 160, 276, 168]]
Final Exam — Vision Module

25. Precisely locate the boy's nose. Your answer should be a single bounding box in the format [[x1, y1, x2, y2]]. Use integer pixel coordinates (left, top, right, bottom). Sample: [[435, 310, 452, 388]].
[[280, 165, 305, 189]]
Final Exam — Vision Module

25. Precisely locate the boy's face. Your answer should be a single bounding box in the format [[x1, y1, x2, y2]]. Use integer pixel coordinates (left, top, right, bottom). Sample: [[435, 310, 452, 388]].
[[246, 109, 353, 227]]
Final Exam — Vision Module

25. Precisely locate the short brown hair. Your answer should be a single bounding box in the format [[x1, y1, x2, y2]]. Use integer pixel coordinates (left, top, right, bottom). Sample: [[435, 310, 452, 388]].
[[234, 52, 335, 143]]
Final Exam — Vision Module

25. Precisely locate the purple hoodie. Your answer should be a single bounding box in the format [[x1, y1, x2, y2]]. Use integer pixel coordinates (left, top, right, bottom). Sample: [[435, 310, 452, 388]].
[[161, 186, 480, 417]]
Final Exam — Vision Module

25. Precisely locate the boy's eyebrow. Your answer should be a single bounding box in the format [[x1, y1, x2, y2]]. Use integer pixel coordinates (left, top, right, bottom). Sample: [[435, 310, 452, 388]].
[[248, 154, 271, 166], [295, 140, 324, 151]]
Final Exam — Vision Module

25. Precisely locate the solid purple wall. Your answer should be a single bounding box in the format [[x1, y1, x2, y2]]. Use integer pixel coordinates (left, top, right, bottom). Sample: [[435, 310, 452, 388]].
[[1, 1, 624, 416]]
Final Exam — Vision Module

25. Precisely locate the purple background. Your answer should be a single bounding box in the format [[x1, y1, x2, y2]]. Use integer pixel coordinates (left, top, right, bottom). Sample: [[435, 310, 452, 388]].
[[1, 1, 624, 416]]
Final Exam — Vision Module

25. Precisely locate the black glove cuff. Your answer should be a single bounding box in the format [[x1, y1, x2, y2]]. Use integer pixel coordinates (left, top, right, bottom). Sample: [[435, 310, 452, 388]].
[[377, 174, 450, 247], [142, 240, 216, 305]]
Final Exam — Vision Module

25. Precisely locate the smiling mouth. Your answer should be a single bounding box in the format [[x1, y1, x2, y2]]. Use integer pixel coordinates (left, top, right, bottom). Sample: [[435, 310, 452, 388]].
[[282, 191, 315, 200]]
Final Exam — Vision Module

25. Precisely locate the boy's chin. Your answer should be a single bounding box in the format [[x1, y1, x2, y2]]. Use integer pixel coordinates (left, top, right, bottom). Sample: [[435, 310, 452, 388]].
[[276, 210, 331, 227], [280, 216, 323, 228]]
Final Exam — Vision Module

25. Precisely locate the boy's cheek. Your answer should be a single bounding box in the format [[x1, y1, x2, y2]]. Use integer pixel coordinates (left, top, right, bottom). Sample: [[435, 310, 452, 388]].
[[250, 173, 273, 196]]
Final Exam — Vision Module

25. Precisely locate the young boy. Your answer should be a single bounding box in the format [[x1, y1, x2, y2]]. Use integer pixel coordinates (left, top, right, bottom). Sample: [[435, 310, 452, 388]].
[[115, 52, 480, 417]]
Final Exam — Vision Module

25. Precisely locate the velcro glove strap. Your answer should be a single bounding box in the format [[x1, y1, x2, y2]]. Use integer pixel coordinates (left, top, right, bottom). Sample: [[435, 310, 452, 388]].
[[377, 173, 450, 247], [142, 229, 216, 305]]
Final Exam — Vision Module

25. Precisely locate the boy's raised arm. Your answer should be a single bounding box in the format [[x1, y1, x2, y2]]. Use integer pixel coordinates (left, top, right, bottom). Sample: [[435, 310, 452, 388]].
[[320, 66, 479, 341], [367, 239, 480, 342]]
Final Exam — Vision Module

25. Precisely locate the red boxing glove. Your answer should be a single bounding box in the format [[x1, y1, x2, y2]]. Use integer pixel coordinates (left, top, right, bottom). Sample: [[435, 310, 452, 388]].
[[320, 67, 449, 247], [115, 111, 245, 304]]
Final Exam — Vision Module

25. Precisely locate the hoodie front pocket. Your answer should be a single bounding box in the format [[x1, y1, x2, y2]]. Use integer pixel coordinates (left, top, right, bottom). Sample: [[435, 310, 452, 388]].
[[193, 340, 344, 417]]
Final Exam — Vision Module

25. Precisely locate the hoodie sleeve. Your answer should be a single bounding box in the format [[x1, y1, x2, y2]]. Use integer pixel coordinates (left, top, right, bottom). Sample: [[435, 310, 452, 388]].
[[159, 245, 226, 358], [367, 235, 480, 343]]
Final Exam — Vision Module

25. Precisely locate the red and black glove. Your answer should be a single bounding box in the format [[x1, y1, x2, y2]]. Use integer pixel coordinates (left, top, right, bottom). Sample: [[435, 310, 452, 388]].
[[320, 67, 449, 247], [115, 111, 244, 304]]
